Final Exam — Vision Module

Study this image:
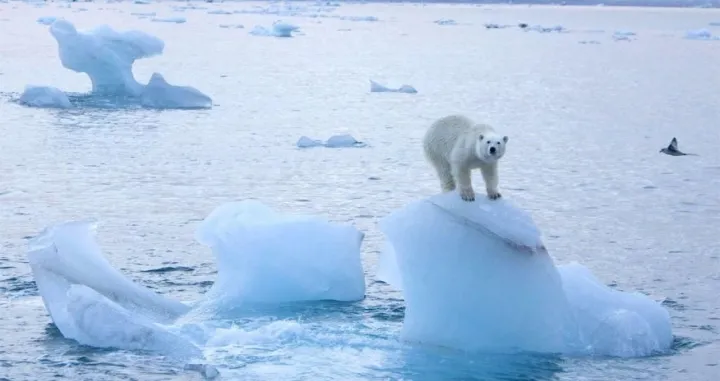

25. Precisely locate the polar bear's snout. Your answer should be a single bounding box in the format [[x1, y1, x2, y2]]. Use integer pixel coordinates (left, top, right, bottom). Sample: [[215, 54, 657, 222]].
[[490, 146, 497, 155]]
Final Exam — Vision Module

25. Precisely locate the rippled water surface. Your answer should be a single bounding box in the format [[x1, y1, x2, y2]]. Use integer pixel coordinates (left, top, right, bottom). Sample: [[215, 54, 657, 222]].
[[1, 1, 720, 380]]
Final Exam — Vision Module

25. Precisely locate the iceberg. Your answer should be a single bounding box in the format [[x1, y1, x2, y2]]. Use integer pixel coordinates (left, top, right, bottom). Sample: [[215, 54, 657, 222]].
[[195, 200, 366, 306], [50, 19, 163, 96], [377, 192, 673, 358], [21, 19, 212, 110], [18, 85, 71, 108], [26, 220, 196, 356], [370, 80, 417, 94]]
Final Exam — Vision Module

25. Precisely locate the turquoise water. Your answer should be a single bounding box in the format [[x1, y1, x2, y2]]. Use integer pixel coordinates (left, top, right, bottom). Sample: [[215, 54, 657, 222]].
[[1, 1, 719, 380]]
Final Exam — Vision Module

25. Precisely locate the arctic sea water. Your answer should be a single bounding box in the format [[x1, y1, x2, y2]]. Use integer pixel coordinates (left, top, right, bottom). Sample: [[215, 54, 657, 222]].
[[1, 1, 720, 380]]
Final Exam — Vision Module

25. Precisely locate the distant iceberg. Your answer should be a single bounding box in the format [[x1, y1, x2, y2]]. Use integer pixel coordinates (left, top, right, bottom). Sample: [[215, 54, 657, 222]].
[[370, 80, 417, 94], [37, 16, 57, 25], [250, 21, 300, 37], [151, 16, 187, 24], [377, 192, 673, 357], [685, 29, 719, 40], [296, 134, 367, 148], [19, 19, 212, 110]]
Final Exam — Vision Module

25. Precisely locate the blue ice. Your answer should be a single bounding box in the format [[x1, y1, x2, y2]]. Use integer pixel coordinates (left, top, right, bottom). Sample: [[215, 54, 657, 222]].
[[370, 80, 417, 94], [20, 19, 212, 110], [377, 192, 673, 357]]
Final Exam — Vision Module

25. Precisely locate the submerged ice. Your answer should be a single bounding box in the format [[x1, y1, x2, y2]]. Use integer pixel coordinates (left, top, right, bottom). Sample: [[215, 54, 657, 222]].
[[378, 192, 673, 357], [21, 19, 211, 109]]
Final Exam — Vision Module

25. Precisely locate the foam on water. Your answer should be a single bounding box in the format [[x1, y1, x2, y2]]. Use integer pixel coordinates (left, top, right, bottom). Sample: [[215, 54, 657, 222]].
[[378, 192, 673, 357]]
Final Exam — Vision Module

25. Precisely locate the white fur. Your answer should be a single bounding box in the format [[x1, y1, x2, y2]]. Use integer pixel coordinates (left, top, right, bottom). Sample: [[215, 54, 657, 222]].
[[422, 115, 508, 201]]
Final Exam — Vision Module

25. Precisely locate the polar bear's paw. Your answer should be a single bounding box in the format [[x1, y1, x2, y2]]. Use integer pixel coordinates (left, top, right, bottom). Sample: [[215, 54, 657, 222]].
[[487, 190, 502, 200], [460, 187, 475, 202]]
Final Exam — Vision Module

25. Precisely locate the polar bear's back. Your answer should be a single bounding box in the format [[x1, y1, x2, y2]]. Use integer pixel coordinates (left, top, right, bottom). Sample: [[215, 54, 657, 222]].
[[423, 115, 493, 159]]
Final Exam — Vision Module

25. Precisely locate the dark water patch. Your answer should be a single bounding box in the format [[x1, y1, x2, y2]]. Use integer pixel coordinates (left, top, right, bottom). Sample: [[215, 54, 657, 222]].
[[140, 266, 195, 273], [662, 298, 686, 311], [370, 305, 405, 322], [159, 280, 213, 288], [1, 277, 37, 295]]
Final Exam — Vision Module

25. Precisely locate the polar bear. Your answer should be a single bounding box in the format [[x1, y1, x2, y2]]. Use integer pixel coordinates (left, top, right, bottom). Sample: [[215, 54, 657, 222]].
[[422, 114, 508, 201]]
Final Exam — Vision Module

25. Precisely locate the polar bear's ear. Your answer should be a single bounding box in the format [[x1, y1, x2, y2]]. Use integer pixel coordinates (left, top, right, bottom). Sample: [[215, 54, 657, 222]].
[[503, 136, 509, 143], [478, 134, 484, 141]]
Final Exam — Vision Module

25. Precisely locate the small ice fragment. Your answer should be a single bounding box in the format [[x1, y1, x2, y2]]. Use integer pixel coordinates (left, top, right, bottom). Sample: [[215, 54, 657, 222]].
[[325, 134, 366, 148], [151, 16, 187, 24], [37, 16, 57, 25], [184, 364, 220, 379], [612, 30, 635, 41], [434, 19, 457, 26], [296, 136, 324, 148], [685, 29, 719, 40], [19, 85, 72, 109], [370, 80, 417, 94]]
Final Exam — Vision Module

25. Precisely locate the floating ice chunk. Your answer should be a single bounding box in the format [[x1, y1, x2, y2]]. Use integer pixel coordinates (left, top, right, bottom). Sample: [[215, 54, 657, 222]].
[[339, 15, 378, 22], [379, 193, 571, 354], [37, 16, 57, 25], [612, 30, 636, 41], [296, 134, 366, 148], [38, 20, 211, 109], [140, 73, 213, 109], [434, 19, 457, 26], [134, 0, 151, 4], [325, 134, 367, 148], [208, 9, 232, 15], [377, 192, 673, 357], [558, 262, 673, 357], [250, 21, 300, 37], [369, 80, 417, 94], [131, 11, 156, 16], [65, 284, 201, 357], [525, 24, 565, 33], [219, 24, 244, 29], [152, 16, 187, 24], [195, 200, 366, 306], [26, 220, 192, 352], [685, 29, 719, 40], [18, 85, 71, 108], [50, 19, 164, 96], [296, 136, 324, 148], [184, 363, 220, 379]]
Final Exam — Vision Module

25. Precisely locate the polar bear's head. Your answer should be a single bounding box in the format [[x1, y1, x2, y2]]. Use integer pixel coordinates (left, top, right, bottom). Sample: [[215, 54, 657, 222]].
[[475, 133, 509, 163]]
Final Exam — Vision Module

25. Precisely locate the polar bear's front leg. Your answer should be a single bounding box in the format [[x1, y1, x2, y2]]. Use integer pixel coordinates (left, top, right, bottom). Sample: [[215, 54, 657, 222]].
[[480, 163, 501, 200], [451, 162, 475, 202]]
